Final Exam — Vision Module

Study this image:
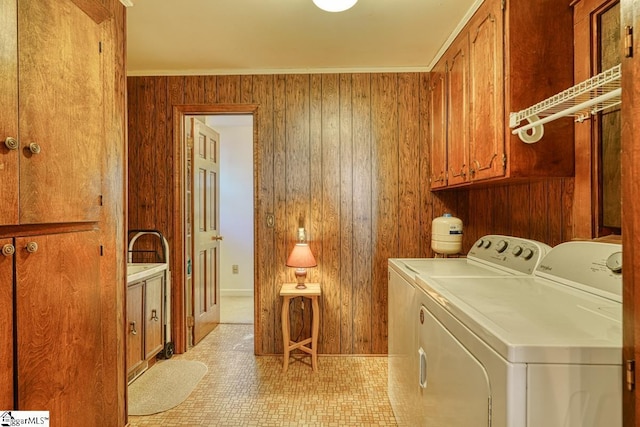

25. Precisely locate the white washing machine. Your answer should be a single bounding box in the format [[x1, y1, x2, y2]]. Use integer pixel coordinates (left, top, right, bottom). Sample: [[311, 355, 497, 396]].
[[388, 235, 551, 426], [413, 241, 622, 427]]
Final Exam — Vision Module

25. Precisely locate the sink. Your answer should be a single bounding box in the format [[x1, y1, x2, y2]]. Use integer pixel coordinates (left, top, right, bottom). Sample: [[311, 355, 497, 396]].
[[127, 263, 167, 283]]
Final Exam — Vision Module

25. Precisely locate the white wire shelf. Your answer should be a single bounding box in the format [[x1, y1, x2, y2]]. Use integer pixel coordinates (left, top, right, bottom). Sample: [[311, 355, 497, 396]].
[[509, 64, 621, 143]]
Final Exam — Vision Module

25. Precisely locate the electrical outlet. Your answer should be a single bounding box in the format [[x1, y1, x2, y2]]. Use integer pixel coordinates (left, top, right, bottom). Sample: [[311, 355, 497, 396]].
[[232, 264, 239, 274]]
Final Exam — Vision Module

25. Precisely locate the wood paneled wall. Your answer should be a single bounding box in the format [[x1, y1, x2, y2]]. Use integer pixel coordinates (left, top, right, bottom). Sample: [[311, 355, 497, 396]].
[[127, 73, 574, 355]]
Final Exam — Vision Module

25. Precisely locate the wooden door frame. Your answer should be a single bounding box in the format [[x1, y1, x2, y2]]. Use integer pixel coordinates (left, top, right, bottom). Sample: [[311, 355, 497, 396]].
[[172, 104, 259, 354], [621, 1, 639, 425]]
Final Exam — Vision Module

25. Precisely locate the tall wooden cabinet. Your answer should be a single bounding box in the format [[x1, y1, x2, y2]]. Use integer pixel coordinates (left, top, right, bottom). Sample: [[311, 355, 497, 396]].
[[1, 0, 103, 225], [0, 0, 122, 425], [429, 0, 575, 189]]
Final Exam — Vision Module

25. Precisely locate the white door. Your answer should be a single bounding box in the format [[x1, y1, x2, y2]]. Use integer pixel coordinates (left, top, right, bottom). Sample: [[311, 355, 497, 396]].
[[190, 118, 221, 345]]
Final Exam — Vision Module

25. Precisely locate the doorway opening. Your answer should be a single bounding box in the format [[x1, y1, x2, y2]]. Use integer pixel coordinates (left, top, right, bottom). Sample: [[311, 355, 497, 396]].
[[206, 114, 254, 326], [171, 104, 259, 354]]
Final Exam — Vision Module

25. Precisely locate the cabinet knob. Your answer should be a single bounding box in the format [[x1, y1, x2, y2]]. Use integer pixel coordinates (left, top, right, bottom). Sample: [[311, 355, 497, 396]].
[[4, 137, 18, 150], [151, 309, 159, 321], [25, 242, 38, 253], [129, 321, 137, 335], [2, 244, 15, 256], [29, 142, 41, 154]]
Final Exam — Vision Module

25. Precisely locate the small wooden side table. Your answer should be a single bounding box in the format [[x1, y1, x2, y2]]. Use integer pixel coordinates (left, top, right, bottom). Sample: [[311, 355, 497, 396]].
[[280, 282, 321, 372]]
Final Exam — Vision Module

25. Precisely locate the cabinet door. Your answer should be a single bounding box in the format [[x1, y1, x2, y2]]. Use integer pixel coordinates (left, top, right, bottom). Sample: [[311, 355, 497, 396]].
[[17, 0, 102, 224], [446, 35, 470, 186], [144, 274, 164, 359], [15, 231, 104, 426], [429, 61, 448, 189], [0, 1, 18, 225], [0, 238, 14, 409], [468, 0, 506, 182], [127, 282, 144, 374], [417, 305, 491, 426]]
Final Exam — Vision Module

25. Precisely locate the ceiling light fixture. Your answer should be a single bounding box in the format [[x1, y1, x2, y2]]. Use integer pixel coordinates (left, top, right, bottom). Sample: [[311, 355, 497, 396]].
[[313, 0, 358, 12]]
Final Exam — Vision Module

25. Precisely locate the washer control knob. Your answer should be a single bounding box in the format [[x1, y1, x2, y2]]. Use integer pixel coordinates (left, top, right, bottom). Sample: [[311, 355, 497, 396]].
[[522, 248, 534, 260], [496, 240, 508, 253], [476, 239, 484, 248], [483, 240, 492, 249], [606, 252, 622, 273], [512, 246, 523, 257]]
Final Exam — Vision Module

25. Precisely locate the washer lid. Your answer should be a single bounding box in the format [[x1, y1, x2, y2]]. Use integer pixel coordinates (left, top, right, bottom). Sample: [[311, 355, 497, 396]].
[[417, 275, 621, 365], [400, 258, 512, 277]]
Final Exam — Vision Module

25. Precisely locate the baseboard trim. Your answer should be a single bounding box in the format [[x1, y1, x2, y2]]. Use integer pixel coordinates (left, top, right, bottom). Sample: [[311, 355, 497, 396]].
[[221, 289, 254, 297]]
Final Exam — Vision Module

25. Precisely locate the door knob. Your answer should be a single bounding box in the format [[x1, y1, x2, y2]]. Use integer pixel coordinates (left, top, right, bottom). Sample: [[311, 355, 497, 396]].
[[26, 242, 38, 253], [28, 142, 41, 154], [211, 235, 224, 241], [2, 244, 15, 256], [4, 137, 18, 150]]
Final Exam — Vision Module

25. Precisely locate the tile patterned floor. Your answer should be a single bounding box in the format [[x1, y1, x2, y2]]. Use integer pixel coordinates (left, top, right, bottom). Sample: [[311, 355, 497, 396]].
[[220, 296, 254, 324], [128, 324, 397, 426]]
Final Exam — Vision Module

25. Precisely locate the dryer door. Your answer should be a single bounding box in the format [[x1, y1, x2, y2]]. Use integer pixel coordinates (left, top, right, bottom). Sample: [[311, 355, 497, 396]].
[[418, 305, 491, 426]]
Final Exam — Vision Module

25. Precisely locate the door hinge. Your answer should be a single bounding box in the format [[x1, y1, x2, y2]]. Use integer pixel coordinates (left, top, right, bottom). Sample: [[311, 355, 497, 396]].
[[627, 360, 635, 391], [502, 154, 507, 171], [625, 26, 634, 58], [187, 316, 195, 327], [501, 0, 506, 11], [100, 245, 104, 256], [99, 194, 103, 206]]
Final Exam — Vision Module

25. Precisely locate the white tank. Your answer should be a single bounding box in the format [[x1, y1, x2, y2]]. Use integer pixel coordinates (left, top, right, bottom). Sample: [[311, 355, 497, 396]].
[[431, 213, 463, 255]]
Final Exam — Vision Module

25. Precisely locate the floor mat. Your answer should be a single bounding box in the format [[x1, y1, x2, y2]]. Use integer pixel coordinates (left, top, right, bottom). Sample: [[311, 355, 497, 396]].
[[128, 360, 208, 416]]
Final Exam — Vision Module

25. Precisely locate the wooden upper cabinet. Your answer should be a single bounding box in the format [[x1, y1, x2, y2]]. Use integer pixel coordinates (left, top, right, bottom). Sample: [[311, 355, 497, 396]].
[[430, 0, 574, 190], [0, 0, 103, 226], [468, 1, 505, 182], [429, 62, 448, 189], [447, 34, 471, 186]]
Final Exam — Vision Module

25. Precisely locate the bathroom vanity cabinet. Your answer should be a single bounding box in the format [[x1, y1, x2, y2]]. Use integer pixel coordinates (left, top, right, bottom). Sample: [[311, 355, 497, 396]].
[[127, 272, 165, 382]]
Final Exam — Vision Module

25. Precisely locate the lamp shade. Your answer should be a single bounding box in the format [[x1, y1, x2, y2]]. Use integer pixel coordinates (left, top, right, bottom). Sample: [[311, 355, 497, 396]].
[[312, 0, 358, 12], [286, 243, 317, 268]]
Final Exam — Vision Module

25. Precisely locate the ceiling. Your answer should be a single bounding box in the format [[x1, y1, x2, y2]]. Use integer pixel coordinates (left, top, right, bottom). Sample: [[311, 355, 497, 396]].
[[125, 0, 481, 76]]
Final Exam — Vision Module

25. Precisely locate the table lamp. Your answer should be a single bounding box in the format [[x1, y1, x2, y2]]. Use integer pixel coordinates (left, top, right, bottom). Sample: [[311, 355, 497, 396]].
[[286, 242, 317, 289]]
